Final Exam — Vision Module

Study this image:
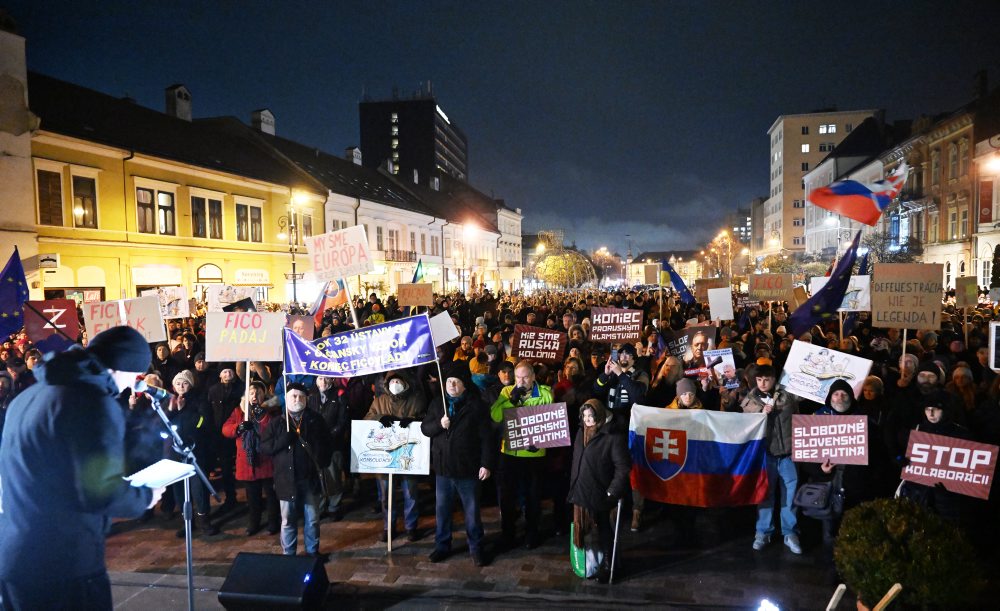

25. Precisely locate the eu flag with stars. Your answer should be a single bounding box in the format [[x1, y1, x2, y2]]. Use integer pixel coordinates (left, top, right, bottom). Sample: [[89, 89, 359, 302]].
[[788, 232, 862, 336], [0, 247, 29, 341], [662, 260, 695, 305]]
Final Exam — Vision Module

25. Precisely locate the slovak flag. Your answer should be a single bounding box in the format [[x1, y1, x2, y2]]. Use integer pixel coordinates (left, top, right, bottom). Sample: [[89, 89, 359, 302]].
[[309, 279, 348, 328], [807, 163, 909, 226], [629, 405, 769, 507]]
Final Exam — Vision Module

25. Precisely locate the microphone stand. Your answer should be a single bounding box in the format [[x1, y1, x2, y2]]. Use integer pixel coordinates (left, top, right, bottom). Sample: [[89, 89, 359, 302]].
[[146, 391, 220, 611]]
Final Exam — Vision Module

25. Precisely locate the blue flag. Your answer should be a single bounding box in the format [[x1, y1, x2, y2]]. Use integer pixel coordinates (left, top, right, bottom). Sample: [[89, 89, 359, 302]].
[[0, 248, 29, 341], [662, 260, 695, 305], [284, 314, 436, 377], [788, 232, 862, 336]]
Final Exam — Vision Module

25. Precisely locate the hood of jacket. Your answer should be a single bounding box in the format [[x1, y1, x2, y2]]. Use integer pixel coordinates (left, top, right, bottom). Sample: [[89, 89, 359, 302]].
[[36, 347, 118, 396], [823, 379, 857, 413]]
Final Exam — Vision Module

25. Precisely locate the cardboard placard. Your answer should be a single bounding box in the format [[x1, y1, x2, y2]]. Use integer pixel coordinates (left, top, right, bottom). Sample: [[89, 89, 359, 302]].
[[791, 285, 809, 310], [396, 283, 433, 307], [204, 311, 286, 362], [83, 297, 166, 343], [83, 300, 123, 339], [808, 275, 872, 312], [511, 324, 568, 364], [695, 277, 728, 301], [707, 287, 734, 321], [205, 285, 257, 313], [502, 402, 572, 450], [644, 264, 659, 285], [870, 263, 943, 330], [955, 275, 978, 308], [139, 286, 190, 319], [350, 421, 430, 475], [902, 431, 997, 499], [792, 414, 869, 465], [429, 311, 460, 347], [305, 225, 374, 281], [589, 307, 643, 343], [777, 340, 873, 404], [23, 299, 79, 344], [749, 274, 794, 302]]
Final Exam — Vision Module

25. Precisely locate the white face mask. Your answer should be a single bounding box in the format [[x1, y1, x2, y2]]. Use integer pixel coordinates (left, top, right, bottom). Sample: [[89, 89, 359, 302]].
[[388, 379, 407, 395]]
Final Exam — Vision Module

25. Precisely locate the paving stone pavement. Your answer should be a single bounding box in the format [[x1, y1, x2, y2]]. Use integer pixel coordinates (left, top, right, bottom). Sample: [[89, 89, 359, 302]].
[[105, 479, 996, 609]]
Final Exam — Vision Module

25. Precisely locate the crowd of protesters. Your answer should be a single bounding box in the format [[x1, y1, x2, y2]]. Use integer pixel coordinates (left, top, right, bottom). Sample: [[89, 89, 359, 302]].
[[1, 285, 999, 584]]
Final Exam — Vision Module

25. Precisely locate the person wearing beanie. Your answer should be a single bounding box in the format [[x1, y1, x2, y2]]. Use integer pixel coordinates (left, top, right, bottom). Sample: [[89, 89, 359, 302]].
[[567, 399, 630, 584], [0, 326, 163, 608], [667, 377, 703, 410], [262, 380, 334, 561], [421, 363, 495, 567], [740, 362, 802, 554]]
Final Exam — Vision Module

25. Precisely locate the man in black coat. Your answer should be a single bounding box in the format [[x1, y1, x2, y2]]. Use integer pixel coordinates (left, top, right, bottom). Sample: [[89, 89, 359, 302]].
[[207, 367, 243, 511], [261, 383, 334, 561], [421, 364, 495, 566], [308, 375, 349, 520], [0, 326, 164, 610]]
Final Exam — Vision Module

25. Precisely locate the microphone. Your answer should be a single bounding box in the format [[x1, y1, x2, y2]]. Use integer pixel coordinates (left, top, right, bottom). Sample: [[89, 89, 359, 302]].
[[134, 379, 172, 403]]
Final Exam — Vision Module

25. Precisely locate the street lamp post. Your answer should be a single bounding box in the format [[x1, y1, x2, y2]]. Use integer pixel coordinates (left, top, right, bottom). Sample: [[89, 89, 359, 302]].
[[276, 196, 302, 304]]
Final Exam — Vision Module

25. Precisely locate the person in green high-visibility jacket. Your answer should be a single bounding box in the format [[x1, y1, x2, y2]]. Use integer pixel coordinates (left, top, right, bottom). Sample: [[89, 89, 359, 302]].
[[491, 360, 553, 550]]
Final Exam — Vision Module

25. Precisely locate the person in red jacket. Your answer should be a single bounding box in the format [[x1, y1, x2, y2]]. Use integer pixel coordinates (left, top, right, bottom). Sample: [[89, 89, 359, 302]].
[[222, 380, 280, 535]]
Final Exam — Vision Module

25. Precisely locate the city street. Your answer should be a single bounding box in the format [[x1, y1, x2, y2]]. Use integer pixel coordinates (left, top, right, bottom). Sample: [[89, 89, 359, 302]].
[[107, 480, 852, 610]]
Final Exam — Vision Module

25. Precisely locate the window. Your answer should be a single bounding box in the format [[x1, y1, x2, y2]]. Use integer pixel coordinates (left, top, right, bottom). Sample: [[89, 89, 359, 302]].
[[983, 260, 992, 288], [818, 123, 836, 134], [302, 214, 313, 240], [801, 162, 809, 171], [387, 228, 398, 251], [960, 209, 968, 237], [792, 218, 803, 227], [363, 223, 370, 245], [949, 210, 957, 239], [949, 143, 958, 179], [421, 234, 427, 254], [410, 231, 416, 252], [71, 176, 97, 228], [931, 149, 941, 184], [946, 261, 951, 288], [37, 169, 63, 226], [431, 235, 440, 256], [846, 123, 854, 132], [929, 211, 939, 243], [801, 126, 809, 135], [236, 204, 249, 241], [391, 125, 398, 136], [392, 138, 399, 149], [375, 226, 384, 250], [801, 144, 810, 153], [249, 207, 262, 242], [818, 125, 827, 134], [191, 196, 222, 239], [391, 112, 398, 123], [793, 237, 802, 245], [137, 186, 175, 234], [793, 199, 805, 208], [960, 139, 970, 176]]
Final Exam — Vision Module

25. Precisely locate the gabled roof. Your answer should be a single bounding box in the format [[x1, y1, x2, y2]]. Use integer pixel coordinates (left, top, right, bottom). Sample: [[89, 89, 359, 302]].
[[27, 72, 323, 192]]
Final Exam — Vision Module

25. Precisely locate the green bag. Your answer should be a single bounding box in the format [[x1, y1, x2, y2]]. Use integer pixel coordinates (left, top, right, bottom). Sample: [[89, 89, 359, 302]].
[[569, 522, 603, 578]]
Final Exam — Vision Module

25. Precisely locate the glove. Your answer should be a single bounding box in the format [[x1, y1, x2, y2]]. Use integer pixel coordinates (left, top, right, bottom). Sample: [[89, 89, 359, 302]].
[[527, 445, 539, 453], [379, 415, 395, 428], [399, 418, 414, 428], [236, 421, 252, 435], [509, 386, 527, 404], [285, 430, 298, 447]]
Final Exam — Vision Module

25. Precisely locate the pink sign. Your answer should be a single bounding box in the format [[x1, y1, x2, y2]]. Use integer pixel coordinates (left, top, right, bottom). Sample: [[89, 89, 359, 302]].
[[511, 324, 568, 364], [589, 307, 643, 343], [792, 414, 869, 465], [502, 402, 571, 450], [902, 431, 998, 499]]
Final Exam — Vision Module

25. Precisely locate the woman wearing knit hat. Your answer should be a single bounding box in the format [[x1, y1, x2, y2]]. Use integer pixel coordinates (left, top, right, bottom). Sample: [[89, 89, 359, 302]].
[[222, 380, 280, 536], [666, 378, 703, 410], [567, 399, 630, 584]]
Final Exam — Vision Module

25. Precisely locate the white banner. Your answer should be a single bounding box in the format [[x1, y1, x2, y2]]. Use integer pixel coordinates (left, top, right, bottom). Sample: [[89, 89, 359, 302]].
[[808, 275, 871, 312], [305, 225, 374, 281], [350, 420, 430, 475], [204, 311, 285, 362], [205, 285, 258, 313], [707, 287, 734, 321], [778, 340, 873, 404], [82, 296, 166, 343], [140, 286, 190, 319]]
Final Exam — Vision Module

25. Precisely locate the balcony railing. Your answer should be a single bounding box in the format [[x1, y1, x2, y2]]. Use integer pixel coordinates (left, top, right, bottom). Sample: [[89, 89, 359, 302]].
[[498, 260, 520, 267], [384, 249, 417, 262]]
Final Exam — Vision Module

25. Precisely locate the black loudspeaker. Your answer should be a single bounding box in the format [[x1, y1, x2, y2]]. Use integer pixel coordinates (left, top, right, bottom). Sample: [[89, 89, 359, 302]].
[[218, 552, 329, 610]]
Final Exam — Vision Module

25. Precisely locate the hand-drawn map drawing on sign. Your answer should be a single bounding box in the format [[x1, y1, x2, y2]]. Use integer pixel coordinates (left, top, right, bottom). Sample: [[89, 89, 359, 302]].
[[350, 421, 430, 475], [778, 340, 872, 404]]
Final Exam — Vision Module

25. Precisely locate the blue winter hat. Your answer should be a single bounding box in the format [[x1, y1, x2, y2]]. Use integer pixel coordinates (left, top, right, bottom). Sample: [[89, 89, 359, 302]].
[[86, 326, 151, 372]]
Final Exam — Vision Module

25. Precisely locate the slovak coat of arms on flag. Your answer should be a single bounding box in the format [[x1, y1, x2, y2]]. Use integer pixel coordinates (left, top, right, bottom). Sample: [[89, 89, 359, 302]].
[[644, 427, 687, 481]]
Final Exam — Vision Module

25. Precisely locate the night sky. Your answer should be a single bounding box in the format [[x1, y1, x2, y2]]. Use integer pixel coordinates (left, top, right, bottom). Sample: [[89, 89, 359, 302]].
[[7, 1, 999, 254]]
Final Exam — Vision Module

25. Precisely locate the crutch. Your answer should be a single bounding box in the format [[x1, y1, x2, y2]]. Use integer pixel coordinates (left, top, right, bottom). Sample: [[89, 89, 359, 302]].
[[609, 498, 623, 584]]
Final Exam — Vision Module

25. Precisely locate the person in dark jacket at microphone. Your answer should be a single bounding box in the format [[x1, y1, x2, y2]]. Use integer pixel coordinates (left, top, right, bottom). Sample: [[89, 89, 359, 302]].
[[261, 383, 334, 561], [0, 326, 164, 610], [421, 363, 495, 566]]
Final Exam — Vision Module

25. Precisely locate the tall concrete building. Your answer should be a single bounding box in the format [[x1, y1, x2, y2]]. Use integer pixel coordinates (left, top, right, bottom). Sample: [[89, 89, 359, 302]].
[[760, 109, 880, 258], [359, 83, 468, 182]]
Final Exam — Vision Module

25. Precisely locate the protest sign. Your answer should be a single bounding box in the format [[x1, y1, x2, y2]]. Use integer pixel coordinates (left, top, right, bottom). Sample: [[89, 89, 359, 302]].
[[791, 285, 808, 310], [206, 285, 257, 312], [902, 431, 997, 499], [707, 288, 734, 321], [140, 286, 190, 319], [682, 326, 717, 376], [396, 283, 433, 307], [990, 321, 1000, 371], [23, 299, 79, 344], [870, 263, 943, 330], [703, 348, 739, 389], [305, 225, 374, 281], [350, 421, 430, 475], [695, 277, 728, 301], [286, 314, 315, 341], [286, 314, 436, 377], [955, 275, 978, 308], [749, 274, 794, 302], [122, 295, 166, 343], [644, 264, 659, 285], [429, 311, 460, 347], [792, 415, 869, 465], [589, 307, 642, 343], [502, 403, 572, 451], [204, 311, 285, 362], [511, 324, 568, 364], [736, 294, 756, 309], [809, 275, 872, 312], [778, 340, 872, 404], [660, 328, 689, 360], [83, 300, 124, 340]]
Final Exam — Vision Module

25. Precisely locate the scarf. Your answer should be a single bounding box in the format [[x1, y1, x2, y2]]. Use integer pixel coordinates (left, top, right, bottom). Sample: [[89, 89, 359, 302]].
[[572, 423, 601, 547]]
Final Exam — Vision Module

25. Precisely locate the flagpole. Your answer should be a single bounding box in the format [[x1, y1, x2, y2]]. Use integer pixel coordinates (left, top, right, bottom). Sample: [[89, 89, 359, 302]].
[[342, 277, 362, 329], [387, 473, 393, 554], [838, 311, 844, 343], [964, 306, 969, 347], [901, 328, 907, 360]]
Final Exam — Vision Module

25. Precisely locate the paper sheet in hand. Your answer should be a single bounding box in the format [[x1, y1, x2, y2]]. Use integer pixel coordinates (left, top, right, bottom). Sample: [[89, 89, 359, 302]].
[[125, 459, 195, 488]]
